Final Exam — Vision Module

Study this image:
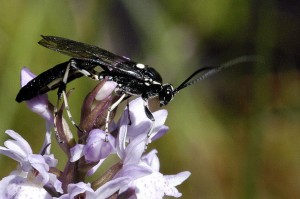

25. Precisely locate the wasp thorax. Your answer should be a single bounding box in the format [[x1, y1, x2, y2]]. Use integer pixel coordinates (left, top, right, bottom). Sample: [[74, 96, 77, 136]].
[[159, 84, 174, 107]]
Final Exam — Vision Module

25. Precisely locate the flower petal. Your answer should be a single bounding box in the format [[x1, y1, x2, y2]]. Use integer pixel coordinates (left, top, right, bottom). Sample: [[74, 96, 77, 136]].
[[20, 67, 36, 86], [67, 182, 94, 199], [0, 130, 32, 162], [141, 149, 160, 172], [163, 171, 191, 197], [43, 154, 58, 168], [87, 159, 105, 176], [48, 173, 63, 194], [95, 81, 117, 101], [70, 144, 85, 162], [5, 130, 32, 155], [165, 171, 191, 187], [113, 164, 152, 180], [95, 177, 130, 198], [123, 134, 147, 165], [26, 97, 53, 123], [84, 129, 115, 162]]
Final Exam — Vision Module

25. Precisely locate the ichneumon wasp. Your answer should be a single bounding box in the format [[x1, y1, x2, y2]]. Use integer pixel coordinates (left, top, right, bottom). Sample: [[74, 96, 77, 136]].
[[16, 36, 259, 143]]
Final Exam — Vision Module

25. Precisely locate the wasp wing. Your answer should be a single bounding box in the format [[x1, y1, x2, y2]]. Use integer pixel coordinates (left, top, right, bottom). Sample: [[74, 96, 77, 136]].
[[17, 36, 150, 102], [38, 36, 142, 78]]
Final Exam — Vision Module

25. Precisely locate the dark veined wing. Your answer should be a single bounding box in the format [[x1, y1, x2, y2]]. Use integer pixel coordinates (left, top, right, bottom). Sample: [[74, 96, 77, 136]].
[[38, 36, 141, 76]]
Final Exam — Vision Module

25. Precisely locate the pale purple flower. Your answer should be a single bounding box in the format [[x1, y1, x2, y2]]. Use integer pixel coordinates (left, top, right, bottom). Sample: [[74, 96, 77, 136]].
[[116, 97, 169, 159], [0, 130, 63, 197], [0, 130, 56, 184], [110, 98, 191, 198], [122, 97, 169, 142], [115, 146, 190, 198], [20, 67, 53, 124], [0, 174, 52, 199], [70, 129, 115, 176], [70, 129, 115, 163], [134, 150, 190, 198]]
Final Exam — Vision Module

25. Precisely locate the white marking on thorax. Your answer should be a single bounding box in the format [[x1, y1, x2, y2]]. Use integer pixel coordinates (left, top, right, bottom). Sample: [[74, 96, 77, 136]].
[[136, 63, 145, 69]]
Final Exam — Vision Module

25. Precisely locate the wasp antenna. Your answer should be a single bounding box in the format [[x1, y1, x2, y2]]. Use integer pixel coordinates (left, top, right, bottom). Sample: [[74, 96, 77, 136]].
[[174, 66, 214, 93], [174, 55, 263, 93]]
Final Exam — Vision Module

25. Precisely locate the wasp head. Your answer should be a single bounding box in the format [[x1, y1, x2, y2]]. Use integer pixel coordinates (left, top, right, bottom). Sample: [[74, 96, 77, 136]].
[[159, 84, 175, 107]]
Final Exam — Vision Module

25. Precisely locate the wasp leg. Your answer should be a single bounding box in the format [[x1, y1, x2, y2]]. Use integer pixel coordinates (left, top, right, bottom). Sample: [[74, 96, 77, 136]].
[[142, 98, 155, 148], [126, 99, 132, 126], [66, 57, 113, 80], [55, 60, 88, 134], [53, 104, 64, 143], [104, 93, 127, 141]]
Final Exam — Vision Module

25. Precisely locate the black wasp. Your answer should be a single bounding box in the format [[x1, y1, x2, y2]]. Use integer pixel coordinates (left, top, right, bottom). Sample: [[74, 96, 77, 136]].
[[16, 36, 256, 140]]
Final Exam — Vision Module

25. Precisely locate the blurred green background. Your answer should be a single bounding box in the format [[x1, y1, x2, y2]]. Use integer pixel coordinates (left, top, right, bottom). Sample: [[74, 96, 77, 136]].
[[0, 0, 300, 198]]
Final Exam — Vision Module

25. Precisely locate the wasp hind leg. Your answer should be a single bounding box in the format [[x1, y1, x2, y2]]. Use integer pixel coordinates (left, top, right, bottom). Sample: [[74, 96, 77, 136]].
[[54, 59, 88, 137]]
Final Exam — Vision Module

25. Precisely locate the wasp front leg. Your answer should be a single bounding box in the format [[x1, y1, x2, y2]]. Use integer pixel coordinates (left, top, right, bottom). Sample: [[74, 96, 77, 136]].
[[141, 97, 155, 148]]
